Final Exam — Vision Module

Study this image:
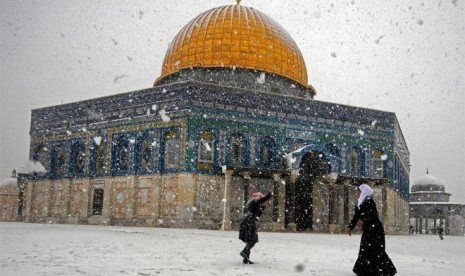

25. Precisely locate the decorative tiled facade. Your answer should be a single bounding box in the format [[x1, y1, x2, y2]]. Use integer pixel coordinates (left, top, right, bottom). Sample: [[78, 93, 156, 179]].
[[17, 78, 410, 234], [1, 3, 411, 234]]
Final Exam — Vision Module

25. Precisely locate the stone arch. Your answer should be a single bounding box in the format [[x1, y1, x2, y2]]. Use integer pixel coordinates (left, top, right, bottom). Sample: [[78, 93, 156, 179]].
[[288, 144, 341, 172], [294, 151, 330, 231]]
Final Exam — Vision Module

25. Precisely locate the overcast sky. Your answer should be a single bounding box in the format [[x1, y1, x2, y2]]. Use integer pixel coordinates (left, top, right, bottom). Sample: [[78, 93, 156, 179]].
[[1, 0, 464, 202]]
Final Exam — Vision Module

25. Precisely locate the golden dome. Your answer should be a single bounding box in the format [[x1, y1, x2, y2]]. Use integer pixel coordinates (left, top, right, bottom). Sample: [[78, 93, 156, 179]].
[[156, 4, 311, 90]]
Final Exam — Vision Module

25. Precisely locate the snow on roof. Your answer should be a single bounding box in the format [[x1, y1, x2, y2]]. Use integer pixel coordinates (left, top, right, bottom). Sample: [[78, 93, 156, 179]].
[[18, 160, 47, 174], [0, 177, 17, 187], [411, 174, 445, 192], [413, 174, 444, 186], [409, 202, 464, 206], [410, 191, 450, 195]]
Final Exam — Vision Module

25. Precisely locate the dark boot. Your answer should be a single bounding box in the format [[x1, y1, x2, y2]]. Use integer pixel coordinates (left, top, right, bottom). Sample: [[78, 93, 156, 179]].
[[246, 250, 254, 264], [240, 243, 255, 264], [240, 251, 249, 264]]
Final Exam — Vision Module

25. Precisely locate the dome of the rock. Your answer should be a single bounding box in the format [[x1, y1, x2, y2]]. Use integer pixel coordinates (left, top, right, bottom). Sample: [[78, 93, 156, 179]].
[[155, 4, 312, 92]]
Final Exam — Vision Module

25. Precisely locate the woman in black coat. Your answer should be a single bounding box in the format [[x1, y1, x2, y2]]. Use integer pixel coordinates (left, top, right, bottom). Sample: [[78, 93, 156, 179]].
[[346, 184, 397, 276], [239, 191, 272, 264]]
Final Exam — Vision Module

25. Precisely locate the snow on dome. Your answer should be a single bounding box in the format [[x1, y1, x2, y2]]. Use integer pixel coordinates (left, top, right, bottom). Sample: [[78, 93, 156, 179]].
[[411, 174, 445, 192]]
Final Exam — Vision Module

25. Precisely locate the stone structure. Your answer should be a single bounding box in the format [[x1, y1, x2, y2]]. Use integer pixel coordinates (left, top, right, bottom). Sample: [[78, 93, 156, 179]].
[[410, 173, 465, 236], [3, 3, 411, 234], [0, 170, 26, 221]]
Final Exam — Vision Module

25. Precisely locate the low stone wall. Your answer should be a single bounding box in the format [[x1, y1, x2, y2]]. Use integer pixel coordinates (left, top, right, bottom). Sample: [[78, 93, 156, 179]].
[[0, 183, 20, 221]]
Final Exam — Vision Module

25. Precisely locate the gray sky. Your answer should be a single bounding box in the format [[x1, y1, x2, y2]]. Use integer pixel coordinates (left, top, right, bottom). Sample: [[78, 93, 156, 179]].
[[1, 0, 464, 202]]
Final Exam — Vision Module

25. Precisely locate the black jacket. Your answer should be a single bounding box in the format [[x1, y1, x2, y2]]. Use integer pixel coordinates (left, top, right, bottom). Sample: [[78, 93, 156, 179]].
[[238, 193, 272, 244], [348, 196, 383, 233], [348, 197, 397, 276]]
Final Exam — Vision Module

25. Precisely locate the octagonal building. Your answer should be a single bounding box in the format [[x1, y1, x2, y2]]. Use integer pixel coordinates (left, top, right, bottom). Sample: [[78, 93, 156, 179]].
[[21, 3, 410, 234]]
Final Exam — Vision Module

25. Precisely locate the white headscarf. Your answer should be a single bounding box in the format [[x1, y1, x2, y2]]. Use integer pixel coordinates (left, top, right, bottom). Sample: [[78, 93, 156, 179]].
[[357, 184, 374, 208]]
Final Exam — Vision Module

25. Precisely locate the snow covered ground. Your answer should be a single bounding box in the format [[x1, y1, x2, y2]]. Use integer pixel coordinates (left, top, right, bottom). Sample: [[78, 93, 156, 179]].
[[0, 222, 463, 276]]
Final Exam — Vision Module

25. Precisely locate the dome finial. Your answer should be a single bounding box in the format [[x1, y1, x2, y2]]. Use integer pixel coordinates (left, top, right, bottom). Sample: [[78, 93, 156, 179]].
[[236, 0, 241, 5]]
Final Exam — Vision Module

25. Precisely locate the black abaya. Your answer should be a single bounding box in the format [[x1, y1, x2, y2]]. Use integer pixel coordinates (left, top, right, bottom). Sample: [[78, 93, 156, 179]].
[[348, 197, 397, 276]]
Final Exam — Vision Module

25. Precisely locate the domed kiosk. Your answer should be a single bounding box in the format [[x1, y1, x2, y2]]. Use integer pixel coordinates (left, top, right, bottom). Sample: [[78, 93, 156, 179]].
[[13, 2, 410, 234], [410, 172, 464, 236], [411, 174, 448, 200]]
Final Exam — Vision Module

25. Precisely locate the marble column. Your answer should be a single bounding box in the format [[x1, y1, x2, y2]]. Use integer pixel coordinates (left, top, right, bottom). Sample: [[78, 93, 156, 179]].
[[222, 169, 233, 230], [286, 169, 299, 231], [272, 173, 285, 231]]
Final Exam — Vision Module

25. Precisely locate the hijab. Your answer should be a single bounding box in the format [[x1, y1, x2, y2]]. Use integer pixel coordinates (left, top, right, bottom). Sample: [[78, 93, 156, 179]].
[[357, 184, 374, 208]]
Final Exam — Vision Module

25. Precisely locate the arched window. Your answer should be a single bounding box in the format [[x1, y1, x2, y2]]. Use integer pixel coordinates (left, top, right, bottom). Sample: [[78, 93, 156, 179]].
[[257, 136, 276, 168], [135, 132, 154, 174], [197, 130, 216, 171], [89, 136, 106, 176], [373, 149, 384, 178], [50, 142, 67, 179], [349, 147, 362, 176], [33, 144, 48, 162], [69, 140, 86, 177], [111, 134, 130, 176], [33, 144, 49, 175], [162, 129, 180, 171], [228, 133, 247, 166]]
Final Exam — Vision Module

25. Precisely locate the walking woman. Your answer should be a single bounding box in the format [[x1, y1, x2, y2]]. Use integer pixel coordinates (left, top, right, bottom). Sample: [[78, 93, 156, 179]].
[[239, 191, 272, 264], [346, 184, 397, 276]]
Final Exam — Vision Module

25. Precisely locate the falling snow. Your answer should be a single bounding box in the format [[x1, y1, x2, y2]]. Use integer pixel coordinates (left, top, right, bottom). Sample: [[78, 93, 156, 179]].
[[93, 136, 102, 145], [256, 72, 266, 84], [203, 141, 211, 151], [159, 109, 170, 122]]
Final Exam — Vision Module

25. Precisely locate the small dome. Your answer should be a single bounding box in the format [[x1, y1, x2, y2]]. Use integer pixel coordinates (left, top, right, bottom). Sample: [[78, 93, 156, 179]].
[[155, 4, 313, 93], [411, 174, 445, 192]]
